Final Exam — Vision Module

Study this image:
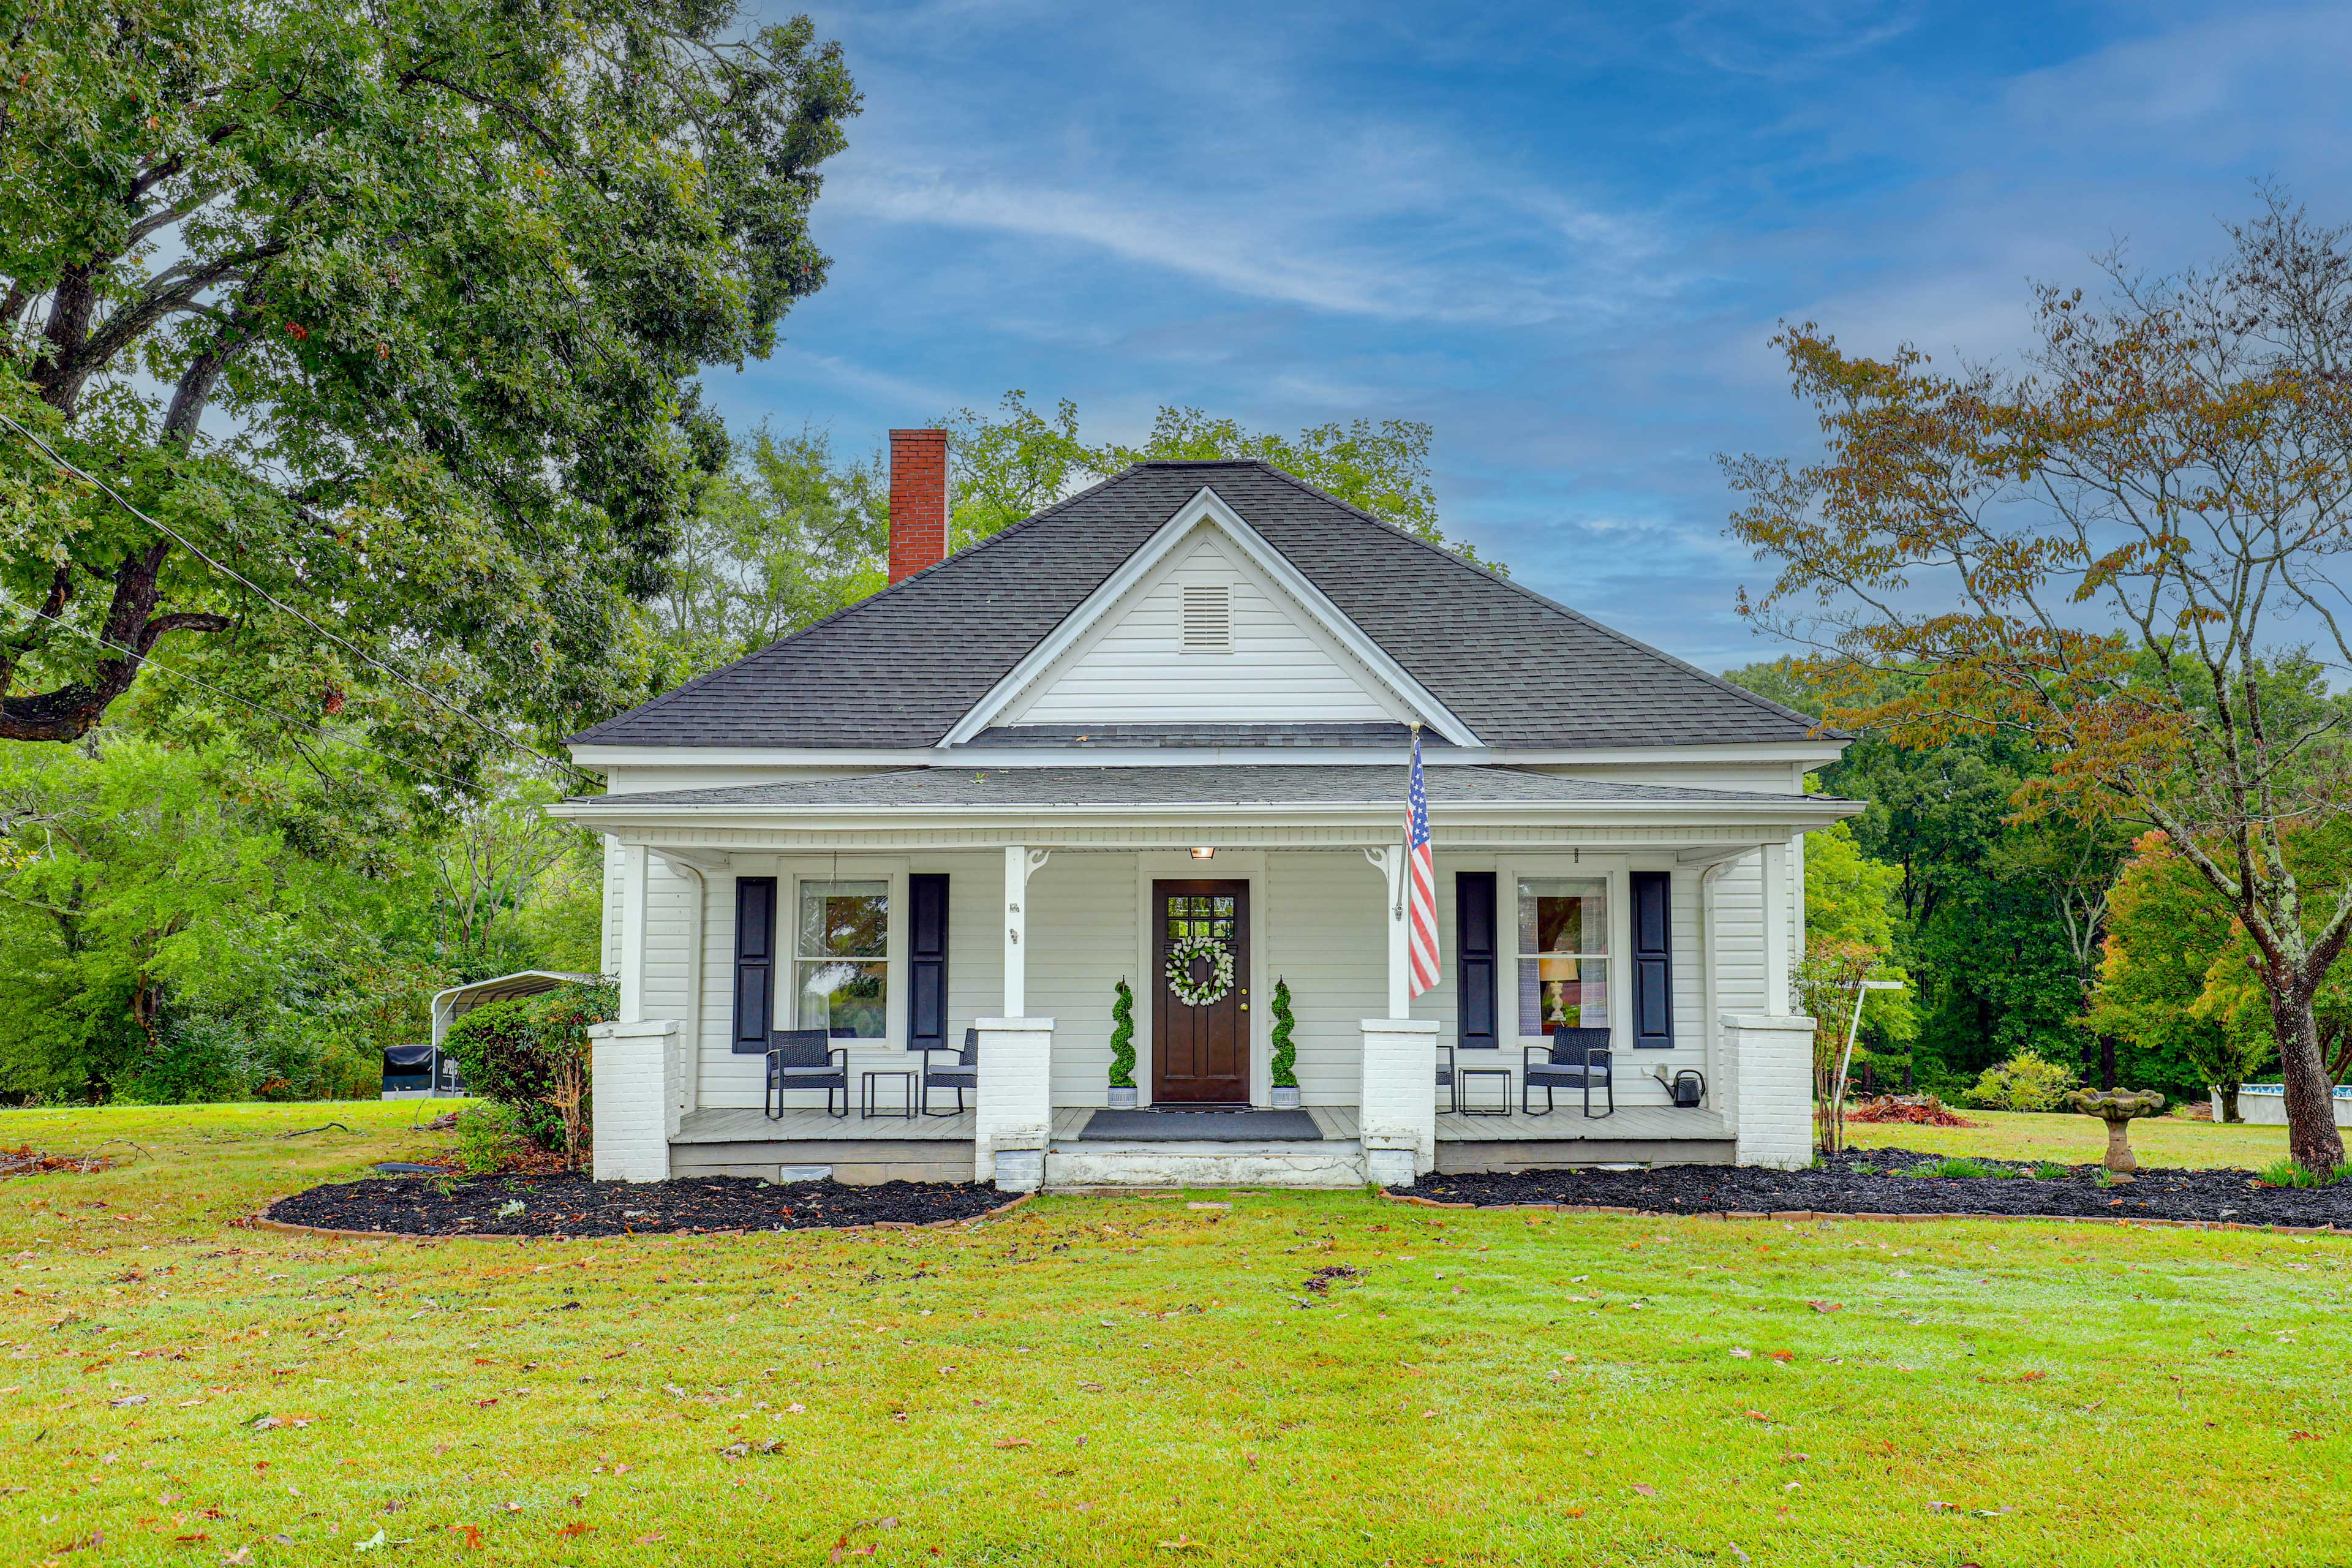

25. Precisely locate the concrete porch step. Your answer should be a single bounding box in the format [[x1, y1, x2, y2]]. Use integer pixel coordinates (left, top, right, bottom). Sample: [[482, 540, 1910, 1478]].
[[1043, 1138, 1369, 1189]]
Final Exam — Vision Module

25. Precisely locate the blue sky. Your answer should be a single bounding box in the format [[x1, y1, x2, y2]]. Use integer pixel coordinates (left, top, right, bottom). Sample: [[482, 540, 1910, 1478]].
[[722, 0, 2352, 671]]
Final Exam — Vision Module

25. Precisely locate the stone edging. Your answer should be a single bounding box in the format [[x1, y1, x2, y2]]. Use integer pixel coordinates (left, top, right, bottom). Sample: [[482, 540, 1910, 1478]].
[[244, 1191, 1035, 1244], [1376, 1189, 2345, 1237]]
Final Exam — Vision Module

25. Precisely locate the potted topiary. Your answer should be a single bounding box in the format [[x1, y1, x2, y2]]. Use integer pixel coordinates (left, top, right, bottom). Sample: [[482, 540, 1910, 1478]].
[[1268, 977, 1301, 1109], [1107, 978, 1139, 1109]]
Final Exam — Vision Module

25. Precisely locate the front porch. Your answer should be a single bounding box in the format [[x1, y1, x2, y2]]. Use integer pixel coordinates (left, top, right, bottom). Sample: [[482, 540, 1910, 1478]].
[[568, 766, 1838, 1191], [666, 1096, 1739, 1187]]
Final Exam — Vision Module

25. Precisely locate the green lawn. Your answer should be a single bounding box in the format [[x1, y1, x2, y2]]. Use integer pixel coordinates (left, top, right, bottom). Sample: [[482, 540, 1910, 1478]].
[[3, 1102, 2347, 1567], [1850, 1108, 2294, 1170]]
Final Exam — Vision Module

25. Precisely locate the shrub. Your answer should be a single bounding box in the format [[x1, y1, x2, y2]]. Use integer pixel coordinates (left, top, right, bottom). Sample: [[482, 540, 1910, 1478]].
[[1107, 979, 1136, 1089], [453, 1102, 529, 1175], [1967, 1050, 2075, 1112], [440, 979, 616, 1153], [1269, 978, 1298, 1090]]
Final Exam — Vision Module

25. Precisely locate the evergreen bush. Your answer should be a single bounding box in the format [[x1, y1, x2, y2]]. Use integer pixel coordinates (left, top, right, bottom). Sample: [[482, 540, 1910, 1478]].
[[1966, 1050, 2075, 1112], [1270, 978, 1298, 1089], [1107, 979, 1136, 1089], [440, 979, 616, 1152]]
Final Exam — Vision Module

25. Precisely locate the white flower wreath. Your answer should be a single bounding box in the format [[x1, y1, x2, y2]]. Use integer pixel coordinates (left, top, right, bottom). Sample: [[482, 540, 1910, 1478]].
[[1164, 933, 1236, 1008]]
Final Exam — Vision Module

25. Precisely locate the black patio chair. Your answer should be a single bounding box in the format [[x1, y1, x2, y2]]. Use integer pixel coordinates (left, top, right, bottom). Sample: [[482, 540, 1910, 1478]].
[[1436, 1040, 1460, 1114], [1523, 1026, 1614, 1118], [766, 1027, 848, 1120], [921, 1027, 979, 1117]]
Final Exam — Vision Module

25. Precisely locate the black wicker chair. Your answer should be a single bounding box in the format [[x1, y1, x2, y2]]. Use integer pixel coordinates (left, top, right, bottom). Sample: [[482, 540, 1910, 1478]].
[[765, 1027, 848, 1119], [1523, 1026, 1614, 1117], [1436, 1041, 1460, 1114], [921, 1027, 979, 1117]]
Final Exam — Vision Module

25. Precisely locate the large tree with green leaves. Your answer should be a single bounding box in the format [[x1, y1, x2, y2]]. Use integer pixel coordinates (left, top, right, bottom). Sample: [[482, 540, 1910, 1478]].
[[941, 391, 1499, 569], [0, 1, 857, 765], [1725, 193, 2352, 1170]]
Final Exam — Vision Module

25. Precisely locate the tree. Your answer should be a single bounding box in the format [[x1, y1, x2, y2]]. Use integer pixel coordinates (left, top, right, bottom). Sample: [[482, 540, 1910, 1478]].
[[2090, 831, 2269, 1116], [650, 424, 886, 676], [941, 391, 1500, 568], [0, 2, 858, 763], [0, 734, 411, 1101], [1730, 659, 2108, 1085], [1725, 192, 2352, 1169]]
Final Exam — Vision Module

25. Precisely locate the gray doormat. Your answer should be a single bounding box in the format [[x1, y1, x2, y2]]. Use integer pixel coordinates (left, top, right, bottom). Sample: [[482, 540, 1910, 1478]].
[[1078, 1108, 1324, 1142]]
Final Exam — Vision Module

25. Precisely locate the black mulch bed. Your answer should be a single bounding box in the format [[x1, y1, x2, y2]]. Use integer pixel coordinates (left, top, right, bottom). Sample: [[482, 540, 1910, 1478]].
[[1395, 1147, 2352, 1229], [263, 1174, 1012, 1237]]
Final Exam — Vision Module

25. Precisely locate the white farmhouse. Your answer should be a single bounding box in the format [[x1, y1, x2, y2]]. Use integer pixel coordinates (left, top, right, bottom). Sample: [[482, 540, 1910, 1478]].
[[556, 432, 1857, 1191]]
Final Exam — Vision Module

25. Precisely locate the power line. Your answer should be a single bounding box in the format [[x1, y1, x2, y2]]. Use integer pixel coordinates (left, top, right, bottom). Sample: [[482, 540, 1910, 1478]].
[[0, 588, 500, 801], [0, 410, 597, 786]]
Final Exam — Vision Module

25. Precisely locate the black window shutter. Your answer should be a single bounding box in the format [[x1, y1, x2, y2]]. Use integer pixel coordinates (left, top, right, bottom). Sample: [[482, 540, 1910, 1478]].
[[732, 876, 778, 1054], [1455, 871, 1498, 1049], [908, 873, 949, 1054], [1630, 870, 1673, 1049]]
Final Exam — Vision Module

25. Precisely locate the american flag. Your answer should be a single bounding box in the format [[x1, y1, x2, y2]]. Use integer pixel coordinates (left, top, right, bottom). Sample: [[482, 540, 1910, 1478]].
[[1405, 726, 1441, 997]]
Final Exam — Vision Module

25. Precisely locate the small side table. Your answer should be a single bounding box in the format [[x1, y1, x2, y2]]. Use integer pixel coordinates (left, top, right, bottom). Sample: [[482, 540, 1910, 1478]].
[[1458, 1067, 1513, 1116], [861, 1069, 918, 1120]]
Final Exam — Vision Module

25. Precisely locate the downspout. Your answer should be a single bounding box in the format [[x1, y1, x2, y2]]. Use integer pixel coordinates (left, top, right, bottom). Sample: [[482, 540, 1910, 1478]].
[[1696, 854, 1740, 1120]]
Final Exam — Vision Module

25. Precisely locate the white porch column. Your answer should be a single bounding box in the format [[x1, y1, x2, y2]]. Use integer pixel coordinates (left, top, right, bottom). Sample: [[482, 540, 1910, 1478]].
[[617, 843, 650, 1023], [1003, 845, 1050, 1019], [1722, 1012, 1816, 1169], [1359, 1017, 1441, 1185], [1368, 842, 1409, 1019], [587, 1019, 679, 1182], [1760, 838, 1792, 1015], [974, 1017, 1055, 1190]]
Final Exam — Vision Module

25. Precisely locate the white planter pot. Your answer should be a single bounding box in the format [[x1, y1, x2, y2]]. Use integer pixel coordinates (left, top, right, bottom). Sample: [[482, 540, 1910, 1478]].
[[1107, 1085, 1139, 1109], [1270, 1085, 1302, 1110]]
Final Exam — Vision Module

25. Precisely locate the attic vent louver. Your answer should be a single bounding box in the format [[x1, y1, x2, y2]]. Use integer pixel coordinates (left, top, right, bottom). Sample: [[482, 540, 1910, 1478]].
[[1181, 584, 1232, 653]]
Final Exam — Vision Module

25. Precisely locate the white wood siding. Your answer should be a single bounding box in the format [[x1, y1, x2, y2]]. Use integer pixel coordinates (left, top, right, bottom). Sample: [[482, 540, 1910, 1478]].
[[1003, 532, 1407, 727], [1264, 851, 1399, 1105]]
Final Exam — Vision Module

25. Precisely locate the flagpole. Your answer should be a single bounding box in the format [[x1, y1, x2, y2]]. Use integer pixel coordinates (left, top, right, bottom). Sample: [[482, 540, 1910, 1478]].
[[1396, 721, 1420, 920]]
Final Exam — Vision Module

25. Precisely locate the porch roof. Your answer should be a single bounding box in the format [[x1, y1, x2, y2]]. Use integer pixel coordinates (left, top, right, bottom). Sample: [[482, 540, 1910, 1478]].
[[560, 764, 1859, 816]]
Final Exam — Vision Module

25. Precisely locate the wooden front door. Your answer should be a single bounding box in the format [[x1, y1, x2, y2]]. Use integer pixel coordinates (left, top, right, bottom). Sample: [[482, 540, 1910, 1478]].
[[1152, 879, 1251, 1104]]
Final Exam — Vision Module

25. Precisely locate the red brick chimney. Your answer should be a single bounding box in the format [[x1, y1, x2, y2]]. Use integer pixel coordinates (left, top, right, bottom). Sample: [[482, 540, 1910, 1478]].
[[888, 428, 949, 584]]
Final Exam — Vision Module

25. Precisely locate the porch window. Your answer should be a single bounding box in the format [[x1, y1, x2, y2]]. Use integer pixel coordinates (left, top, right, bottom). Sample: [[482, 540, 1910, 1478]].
[[795, 880, 889, 1038], [1517, 876, 1608, 1036]]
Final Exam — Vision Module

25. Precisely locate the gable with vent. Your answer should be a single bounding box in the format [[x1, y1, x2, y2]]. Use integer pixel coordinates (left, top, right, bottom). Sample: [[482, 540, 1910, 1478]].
[[986, 513, 1438, 731]]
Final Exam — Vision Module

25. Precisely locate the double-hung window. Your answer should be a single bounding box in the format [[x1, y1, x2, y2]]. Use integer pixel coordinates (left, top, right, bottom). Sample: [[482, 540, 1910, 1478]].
[[795, 880, 889, 1038], [1517, 876, 1610, 1036]]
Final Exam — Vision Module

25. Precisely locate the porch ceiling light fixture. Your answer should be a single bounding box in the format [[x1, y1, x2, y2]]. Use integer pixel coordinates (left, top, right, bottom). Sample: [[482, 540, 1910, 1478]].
[[1190, 846, 1215, 860]]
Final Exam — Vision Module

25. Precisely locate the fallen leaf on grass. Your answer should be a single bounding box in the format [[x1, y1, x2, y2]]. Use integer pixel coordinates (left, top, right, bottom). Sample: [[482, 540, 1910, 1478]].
[[1807, 1302, 1842, 1314], [2018, 1371, 2047, 1382], [636, 1534, 666, 1545], [353, 1529, 387, 1551], [993, 1438, 1035, 1450], [451, 1525, 484, 1549], [1729, 1348, 1752, 1359], [1743, 1411, 1771, 1423], [2288, 1431, 2320, 1441], [1768, 1351, 1796, 1363], [1631, 1484, 1658, 1497], [221, 1551, 252, 1567], [174, 1533, 209, 1545], [1153, 1537, 1204, 1551], [556, 1523, 595, 1539]]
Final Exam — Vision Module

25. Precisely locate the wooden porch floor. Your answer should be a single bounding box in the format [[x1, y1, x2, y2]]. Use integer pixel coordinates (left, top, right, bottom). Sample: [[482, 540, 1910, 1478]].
[[676, 1102, 1728, 1146]]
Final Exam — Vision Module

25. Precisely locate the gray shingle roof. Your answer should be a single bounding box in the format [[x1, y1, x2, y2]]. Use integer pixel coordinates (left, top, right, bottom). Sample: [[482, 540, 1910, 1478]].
[[968, 722, 1449, 749], [571, 461, 1826, 751], [584, 766, 1836, 810]]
